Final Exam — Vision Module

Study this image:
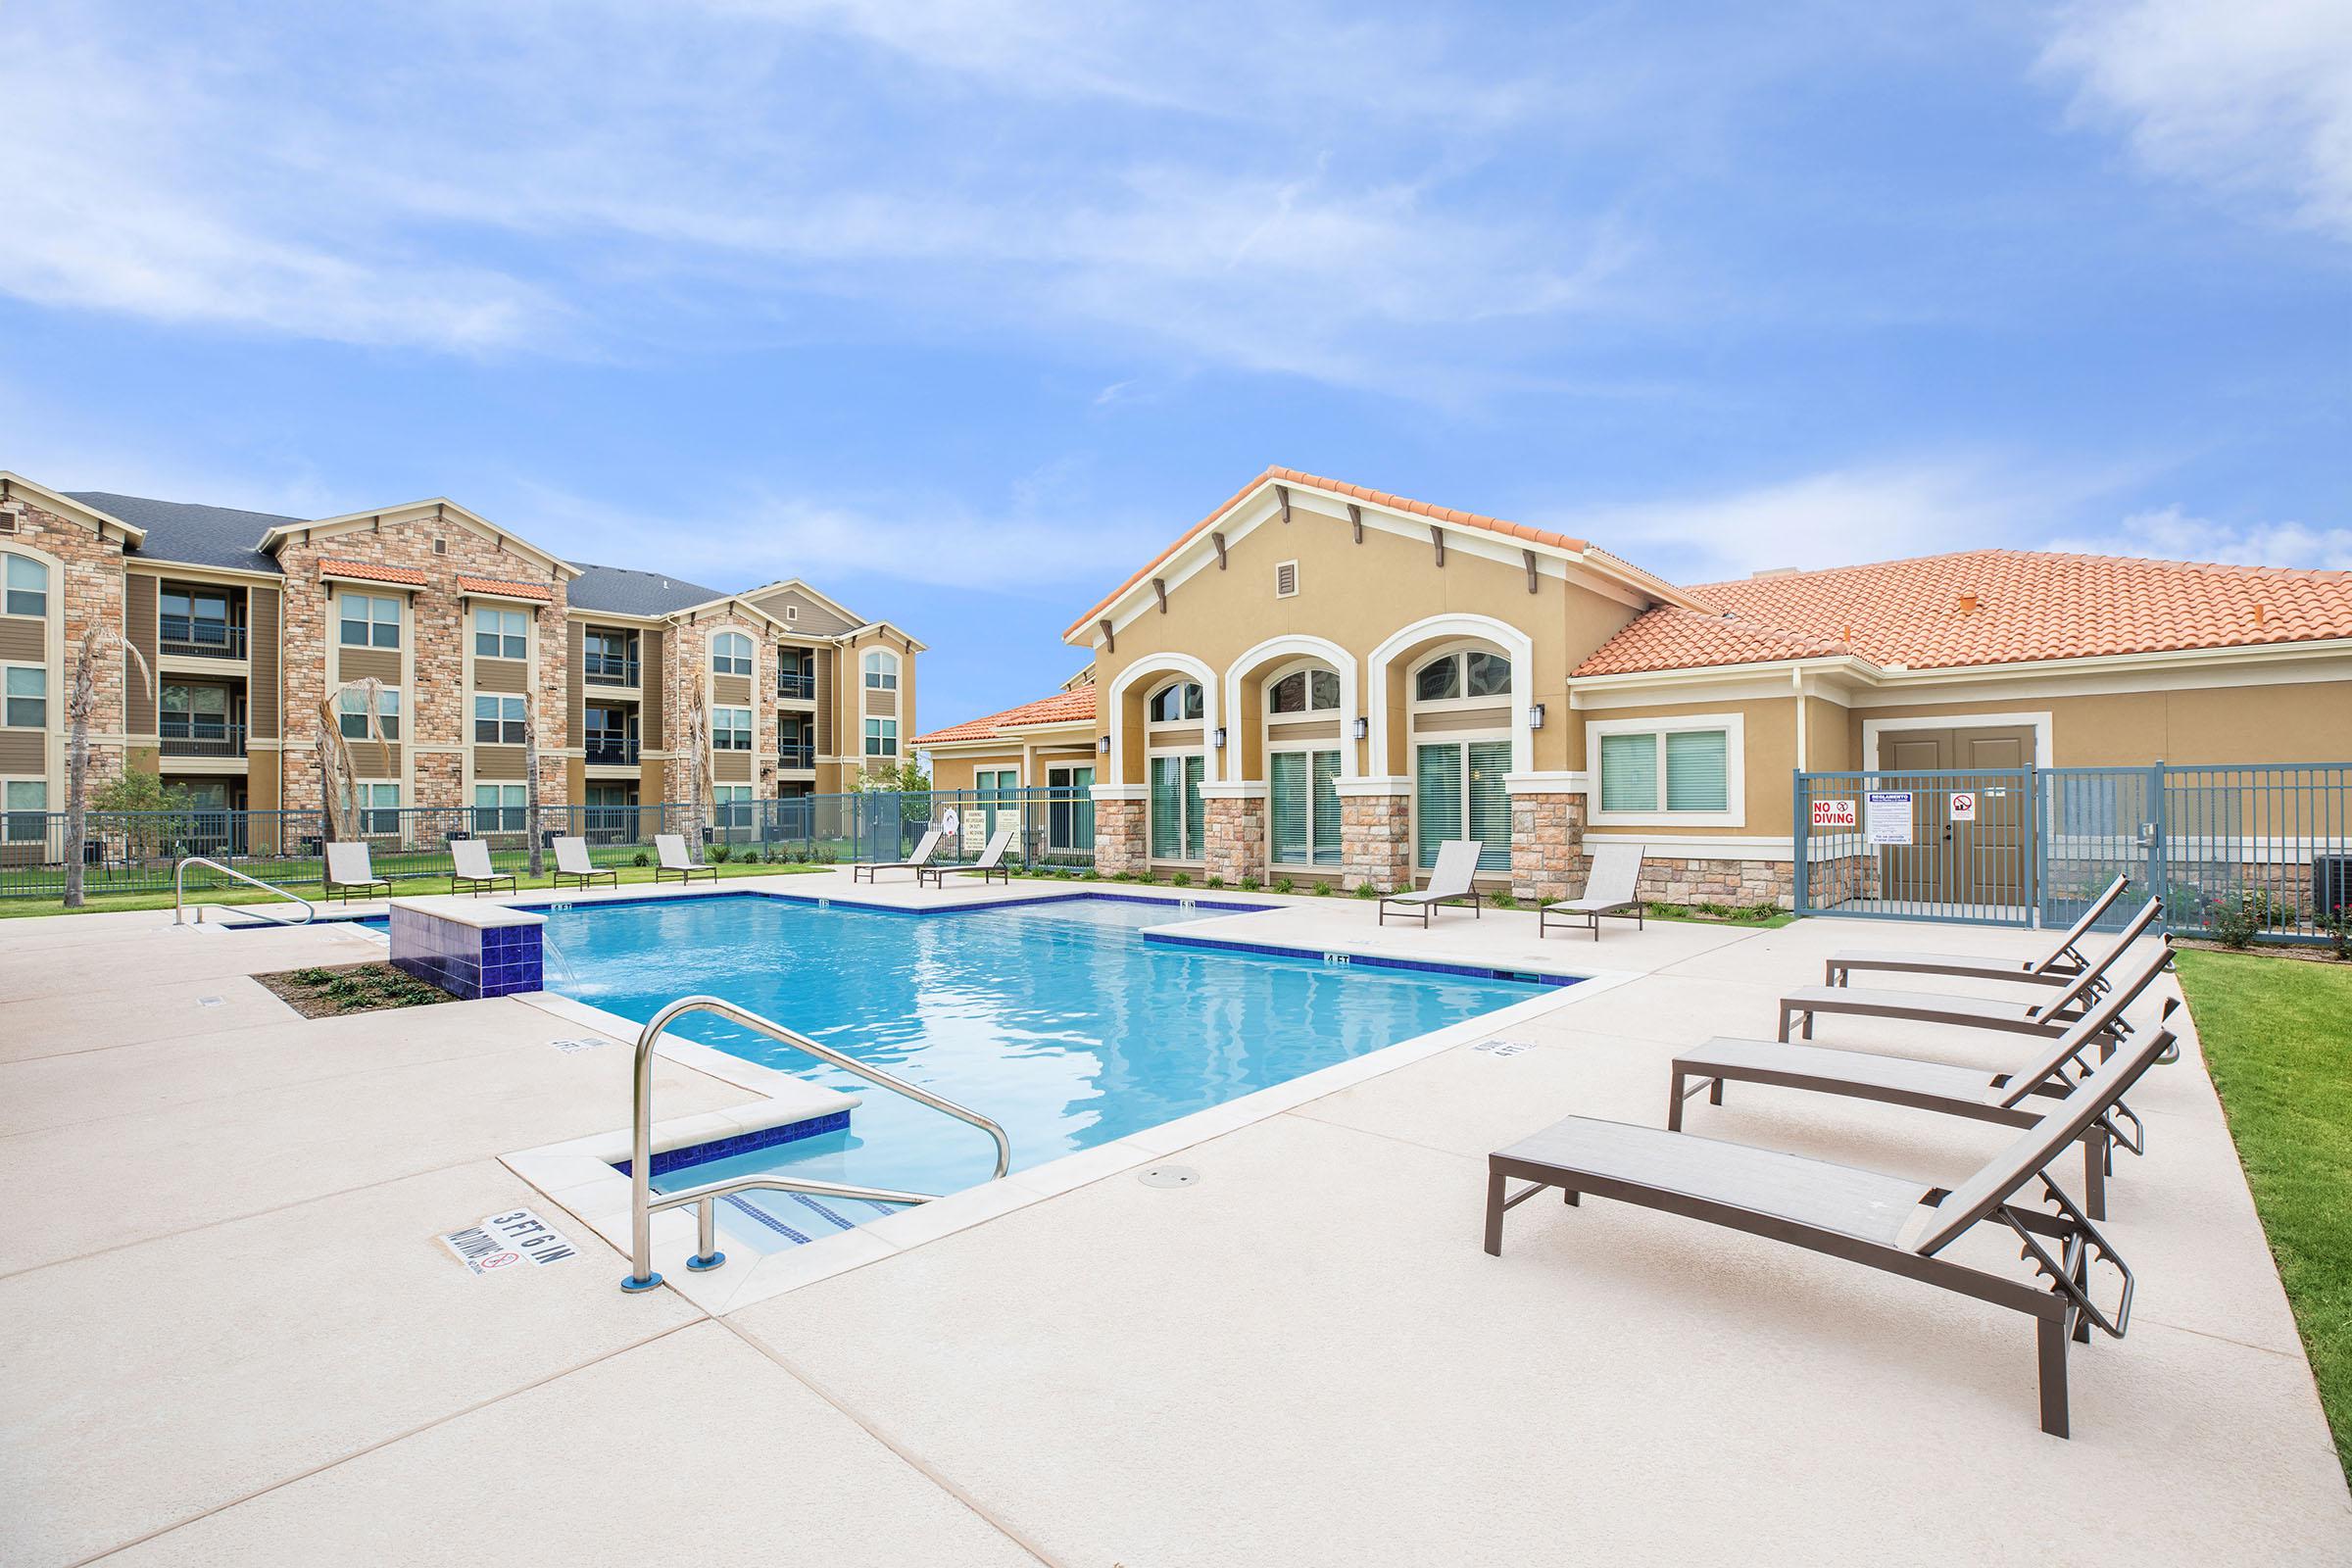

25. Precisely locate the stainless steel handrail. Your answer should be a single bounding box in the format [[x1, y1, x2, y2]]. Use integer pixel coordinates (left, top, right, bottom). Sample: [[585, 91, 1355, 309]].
[[173, 857, 318, 926], [621, 994, 1011, 1292]]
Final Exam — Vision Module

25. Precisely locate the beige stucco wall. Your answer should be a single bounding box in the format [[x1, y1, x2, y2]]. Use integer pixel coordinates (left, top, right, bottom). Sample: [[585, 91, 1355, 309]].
[[1576, 695, 1803, 835], [1842, 679, 2352, 767]]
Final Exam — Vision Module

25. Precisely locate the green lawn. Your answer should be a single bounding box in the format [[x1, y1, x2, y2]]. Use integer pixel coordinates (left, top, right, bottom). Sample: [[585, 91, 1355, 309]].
[[2174, 950, 2352, 1477], [0, 857, 823, 919]]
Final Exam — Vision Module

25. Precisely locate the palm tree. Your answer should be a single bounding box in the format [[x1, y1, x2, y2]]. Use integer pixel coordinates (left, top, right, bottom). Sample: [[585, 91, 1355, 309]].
[[62, 626, 154, 908], [314, 676, 390, 842]]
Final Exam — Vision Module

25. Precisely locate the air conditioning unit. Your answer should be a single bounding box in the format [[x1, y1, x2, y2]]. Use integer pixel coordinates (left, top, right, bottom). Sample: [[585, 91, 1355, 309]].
[[2316, 855, 2352, 920]]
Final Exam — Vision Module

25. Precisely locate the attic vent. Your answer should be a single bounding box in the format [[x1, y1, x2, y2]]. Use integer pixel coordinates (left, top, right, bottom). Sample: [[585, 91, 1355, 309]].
[[1274, 560, 1299, 599], [433, 537, 448, 555], [0, 508, 17, 535], [785, 605, 798, 622]]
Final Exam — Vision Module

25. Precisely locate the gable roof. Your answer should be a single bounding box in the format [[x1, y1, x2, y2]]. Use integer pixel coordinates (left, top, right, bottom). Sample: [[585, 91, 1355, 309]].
[[1576, 549, 2352, 677], [913, 688, 1097, 748], [0, 474, 147, 548], [565, 563, 730, 617], [67, 491, 286, 573]]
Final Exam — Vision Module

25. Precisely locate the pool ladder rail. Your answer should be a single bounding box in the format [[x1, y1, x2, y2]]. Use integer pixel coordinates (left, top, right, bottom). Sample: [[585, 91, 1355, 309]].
[[621, 995, 1012, 1293], [172, 857, 318, 926]]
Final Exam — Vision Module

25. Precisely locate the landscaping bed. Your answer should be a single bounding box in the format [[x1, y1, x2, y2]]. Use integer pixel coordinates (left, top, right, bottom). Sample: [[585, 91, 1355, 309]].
[[258, 962, 456, 1018]]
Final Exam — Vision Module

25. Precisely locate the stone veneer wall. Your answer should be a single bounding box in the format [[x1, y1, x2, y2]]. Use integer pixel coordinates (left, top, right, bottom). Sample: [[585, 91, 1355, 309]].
[[4, 498, 129, 792], [1201, 795, 1266, 886], [1509, 791, 1587, 904], [1339, 791, 1411, 893], [1093, 798, 1147, 876]]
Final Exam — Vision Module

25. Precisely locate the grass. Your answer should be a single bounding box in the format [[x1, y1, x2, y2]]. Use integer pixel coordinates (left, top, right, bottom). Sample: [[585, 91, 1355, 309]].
[[1643, 900, 1796, 929], [0, 856, 823, 919], [256, 961, 453, 1017], [2173, 949, 2352, 1478]]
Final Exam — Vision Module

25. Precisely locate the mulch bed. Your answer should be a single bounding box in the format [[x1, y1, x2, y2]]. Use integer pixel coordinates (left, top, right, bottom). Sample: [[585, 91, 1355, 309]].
[[256, 962, 457, 1018]]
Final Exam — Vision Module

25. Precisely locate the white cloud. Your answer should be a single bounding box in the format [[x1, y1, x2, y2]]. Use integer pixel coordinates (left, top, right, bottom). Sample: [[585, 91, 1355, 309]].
[[2046, 504, 2352, 568], [2040, 0, 2352, 240]]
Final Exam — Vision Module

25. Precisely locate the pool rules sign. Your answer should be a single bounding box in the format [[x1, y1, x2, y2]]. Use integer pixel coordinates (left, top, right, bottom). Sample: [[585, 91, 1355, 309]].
[[441, 1207, 577, 1276]]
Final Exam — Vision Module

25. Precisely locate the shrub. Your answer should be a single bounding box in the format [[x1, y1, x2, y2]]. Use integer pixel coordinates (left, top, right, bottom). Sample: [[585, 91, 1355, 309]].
[[632, 851, 651, 867], [1351, 883, 1380, 899], [710, 844, 732, 863], [1271, 876, 1295, 895], [1490, 890, 1518, 910], [1237, 876, 1260, 892], [2319, 904, 2352, 961], [2205, 892, 2260, 950], [1169, 871, 1193, 888], [1313, 881, 1334, 897], [1204, 875, 1226, 890]]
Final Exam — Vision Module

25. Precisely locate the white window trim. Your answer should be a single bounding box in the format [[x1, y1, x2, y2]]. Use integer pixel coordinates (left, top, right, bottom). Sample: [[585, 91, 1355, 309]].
[[2, 775, 48, 843], [1146, 745, 1207, 864], [1585, 711, 1746, 828], [3, 550, 54, 619], [2, 662, 48, 729], [1265, 737, 1343, 867], [862, 648, 901, 690], [1861, 710, 2054, 771], [864, 716, 900, 756], [1144, 678, 1206, 731], [1405, 724, 1512, 872], [1262, 658, 1343, 722]]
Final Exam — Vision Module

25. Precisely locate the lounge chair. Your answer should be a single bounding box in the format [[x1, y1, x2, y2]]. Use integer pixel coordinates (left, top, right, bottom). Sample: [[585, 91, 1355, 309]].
[[655, 833, 718, 885], [916, 823, 1017, 889], [1670, 942, 2177, 1219], [323, 841, 390, 903], [449, 837, 515, 898], [550, 836, 617, 891], [1825, 874, 2130, 989], [1777, 897, 2162, 1043], [1378, 839, 1484, 927], [854, 826, 943, 884], [1538, 841, 1645, 940], [1485, 1024, 2175, 1437]]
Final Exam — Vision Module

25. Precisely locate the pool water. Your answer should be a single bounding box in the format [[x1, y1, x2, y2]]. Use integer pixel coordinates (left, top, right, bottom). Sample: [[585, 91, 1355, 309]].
[[546, 893, 1569, 1249]]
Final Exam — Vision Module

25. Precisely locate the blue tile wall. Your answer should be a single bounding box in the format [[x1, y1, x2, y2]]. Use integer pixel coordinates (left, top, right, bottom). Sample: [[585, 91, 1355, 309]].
[[390, 906, 544, 1000], [611, 1108, 853, 1179]]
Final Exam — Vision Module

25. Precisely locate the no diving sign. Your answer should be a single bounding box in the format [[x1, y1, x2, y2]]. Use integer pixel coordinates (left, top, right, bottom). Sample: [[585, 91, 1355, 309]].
[[1811, 798, 1858, 829], [441, 1207, 577, 1276]]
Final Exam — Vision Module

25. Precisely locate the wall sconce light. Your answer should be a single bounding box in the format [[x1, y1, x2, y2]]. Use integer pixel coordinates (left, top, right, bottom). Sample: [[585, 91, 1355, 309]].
[[1528, 703, 1546, 731], [1352, 716, 1369, 741], [1098, 734, 1111, 754], [1212, 727, 1228, 750]]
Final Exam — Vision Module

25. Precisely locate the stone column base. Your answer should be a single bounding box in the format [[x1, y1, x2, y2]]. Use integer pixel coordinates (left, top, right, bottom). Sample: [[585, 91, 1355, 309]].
[[1509, 790, 1587, 904], [1337, 784, 1411, 893], [1201, 789, 1267, 886], [1093, 796, 1147, 877]]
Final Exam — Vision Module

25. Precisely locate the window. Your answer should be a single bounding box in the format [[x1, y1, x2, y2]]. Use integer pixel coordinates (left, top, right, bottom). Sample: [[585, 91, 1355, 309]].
[[1591, 717, 1740, 825], [473, 607, 529, 661], [1148, 752, 1206, 860], [711, 631, 753, 676], [1268, 668, 1341, 714], [3, 554, 47, 618], [160, 587, 233, 651], [472, 695, 526, 745], [1048, 763, 1096, 854], [339, 593, 401, 649], [360, 782, 401, 836], [1413, 649, 1510, 704], [864, 716, 898, 757], [1270, 749, 1342, 865], [161, 684, 230, 741], [862, 649, 899, 690], [4, 667, 44, 728], [338, 687, 401, 740], [1415, 740, 1511, 871], [4, 779, 47, 841], [714, 706, 753, 751], [1148, 681, 1203, 723], [777, 646, 815, 699], [472, 784, 526, 833]]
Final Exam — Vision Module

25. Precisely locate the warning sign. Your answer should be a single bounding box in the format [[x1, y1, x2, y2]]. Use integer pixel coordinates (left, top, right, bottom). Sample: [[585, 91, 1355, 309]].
[[441, 1208, 577, 1276], [1949, 792, 1979, 822], [1811, 798, 1858, 829], [1865, 791, 1915, 846]]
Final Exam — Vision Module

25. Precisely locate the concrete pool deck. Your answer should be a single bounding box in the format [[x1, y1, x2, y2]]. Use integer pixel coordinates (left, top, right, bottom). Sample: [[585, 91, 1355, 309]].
[[2, 875, 2346, 1565]]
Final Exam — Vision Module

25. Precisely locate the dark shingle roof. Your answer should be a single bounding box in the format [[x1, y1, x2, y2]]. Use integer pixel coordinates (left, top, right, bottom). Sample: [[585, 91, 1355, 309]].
[[566, 562, 728, 616], [69, 491, 293, 575]]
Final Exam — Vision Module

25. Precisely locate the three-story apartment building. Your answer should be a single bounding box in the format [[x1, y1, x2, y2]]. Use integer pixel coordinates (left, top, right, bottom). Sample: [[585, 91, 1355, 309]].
[[0, 471, 920, 835]]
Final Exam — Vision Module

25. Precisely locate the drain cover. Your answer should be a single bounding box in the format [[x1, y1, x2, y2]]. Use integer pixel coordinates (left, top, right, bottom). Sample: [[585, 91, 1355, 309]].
[[1137, 1164, 1200, 1189]]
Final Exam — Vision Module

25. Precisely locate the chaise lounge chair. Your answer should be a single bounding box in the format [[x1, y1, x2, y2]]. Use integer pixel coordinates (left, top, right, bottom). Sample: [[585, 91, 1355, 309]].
[[1824, 874, 2130, 989], [449, 837, 515, 898], [1670, 942, 2177, 1219], [1538, 841, 1645, 940], [323, 841, 391, 903], [1777, 897, 2162, 1043], [550, 836, 617, 891], [854, 826, 943, 884], [655, 833, 718, 885], [1485, 1024, 2175, 1437], [1378, 839, 1484, 927], [916, 823, 1017, 889]]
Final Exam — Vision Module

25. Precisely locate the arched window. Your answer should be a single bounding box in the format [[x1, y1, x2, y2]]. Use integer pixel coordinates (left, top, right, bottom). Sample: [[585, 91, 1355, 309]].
[[711, 631, 753, 676], [1267, 667, 1341, 715], [1407, 645, 1511, 873], [862, 649, 900, 690], [2, 553, 49, 618], [1144, 678, 1205, 860], [1264, 662, 1343, 867], [1147, 680, 1203, 723], [1411, 649, 1510, 703]]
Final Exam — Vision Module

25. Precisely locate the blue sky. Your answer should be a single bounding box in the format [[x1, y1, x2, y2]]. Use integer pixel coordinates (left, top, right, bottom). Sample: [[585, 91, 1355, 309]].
[[3, 1, 2347, 736]]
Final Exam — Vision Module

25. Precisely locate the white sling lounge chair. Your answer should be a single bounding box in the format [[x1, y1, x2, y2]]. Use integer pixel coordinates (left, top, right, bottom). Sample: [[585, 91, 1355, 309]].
[[323, 841, 390, 903], [1824, 874, 2130, 990], [1378, 839, 1484, 927], [1539, 841, 1645, 940], [656, 833, 718, 885], [1486, 1024, 2176, 1438], [855, 826, 944, 883], [551, 836, 617, 891], [917, 823, 1017, 888], [449, 838, 514, 897]]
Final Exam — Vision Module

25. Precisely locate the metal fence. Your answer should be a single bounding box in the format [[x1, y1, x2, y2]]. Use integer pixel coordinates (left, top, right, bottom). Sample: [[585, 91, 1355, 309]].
[[1793, 763, 2352, 942], [1, 787, 1098, 899]]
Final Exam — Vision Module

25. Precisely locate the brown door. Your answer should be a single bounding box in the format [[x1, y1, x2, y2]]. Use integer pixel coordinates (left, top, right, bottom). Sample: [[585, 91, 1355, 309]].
[[1878, 726, 2035, 912]]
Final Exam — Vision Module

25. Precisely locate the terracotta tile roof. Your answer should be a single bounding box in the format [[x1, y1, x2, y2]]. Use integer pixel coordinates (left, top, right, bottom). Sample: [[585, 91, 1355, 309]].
[[1064, 466, 1597, 642], [914, 688, 1098, 747], [455, 573, 555, 602], [1575, 549, 2352, 677], [318, 558, 428, 587]]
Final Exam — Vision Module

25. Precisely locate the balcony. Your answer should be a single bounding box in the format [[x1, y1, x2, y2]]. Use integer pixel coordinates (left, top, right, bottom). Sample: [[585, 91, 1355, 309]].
[[160, 719, 246, 759], [778, 741, 815, 769], [584, 651, 640, 687], [585, 737, 641, 766], [160, 618, 246, 661], [777, 670, 816, 701]]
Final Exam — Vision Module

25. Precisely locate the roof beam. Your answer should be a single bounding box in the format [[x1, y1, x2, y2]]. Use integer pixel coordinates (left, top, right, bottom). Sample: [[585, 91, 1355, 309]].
[[1523, 550, 1539, 594], [1212, 531, 1228, 568], [1098, 617, 1115, 653], [1152, 577, 1168, 613], [1432, 526, 1446, 566], [1348, 503, 1362, 543], [1276, 484, 1292, 524]]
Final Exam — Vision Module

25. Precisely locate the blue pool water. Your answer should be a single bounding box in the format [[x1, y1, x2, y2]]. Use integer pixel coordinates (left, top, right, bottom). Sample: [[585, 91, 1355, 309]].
[[544, 892, 1569, 1249]]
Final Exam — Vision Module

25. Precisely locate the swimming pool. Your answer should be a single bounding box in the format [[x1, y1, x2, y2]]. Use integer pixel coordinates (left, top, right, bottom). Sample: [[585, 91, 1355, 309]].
[[543, 892, 1574, 1250]]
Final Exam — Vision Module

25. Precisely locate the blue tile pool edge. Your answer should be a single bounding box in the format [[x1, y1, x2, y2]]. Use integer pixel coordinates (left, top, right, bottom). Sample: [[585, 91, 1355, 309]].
[[612, 1107, 854, 1180], [229, 887, 1273, 931], [1139, 928, 1584, 988]]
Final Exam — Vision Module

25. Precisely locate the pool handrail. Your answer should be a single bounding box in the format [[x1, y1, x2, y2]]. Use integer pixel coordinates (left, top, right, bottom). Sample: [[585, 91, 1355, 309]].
[[172, 856, 318, 927], [622, 993, 1013, 1293]]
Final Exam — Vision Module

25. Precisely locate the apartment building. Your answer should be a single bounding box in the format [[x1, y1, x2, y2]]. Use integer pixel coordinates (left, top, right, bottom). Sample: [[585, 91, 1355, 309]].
[[0, 471, 920, 832]]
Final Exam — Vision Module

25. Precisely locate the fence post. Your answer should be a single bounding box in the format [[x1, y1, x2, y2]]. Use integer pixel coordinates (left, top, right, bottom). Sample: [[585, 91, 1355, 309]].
[[1790, 769, 1809, 915], [2148, 761, 2169, 931]]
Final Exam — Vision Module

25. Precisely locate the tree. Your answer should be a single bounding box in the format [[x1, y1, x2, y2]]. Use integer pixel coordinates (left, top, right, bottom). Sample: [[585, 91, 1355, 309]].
[[523, 677, 545, 877], [63, 626, 154, 907], [853, 759, 931, 794], [315, 676, 391, 842], [90, 771, 197, 864]]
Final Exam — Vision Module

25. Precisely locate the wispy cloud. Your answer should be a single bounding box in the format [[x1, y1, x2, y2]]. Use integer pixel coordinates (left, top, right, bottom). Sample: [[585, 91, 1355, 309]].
[[2039, 0, 2352, 241], [2046, 504, 2352, 568]]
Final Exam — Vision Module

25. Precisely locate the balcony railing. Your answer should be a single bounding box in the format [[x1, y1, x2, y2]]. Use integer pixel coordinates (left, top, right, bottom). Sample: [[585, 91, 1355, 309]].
[[584, 652, 641, 686], [585, 738, 641, 766], [160, 619, 246, 660], [777, 671, 816, 701], [778, 741, 815, 769], [160, 720, 247, 759]]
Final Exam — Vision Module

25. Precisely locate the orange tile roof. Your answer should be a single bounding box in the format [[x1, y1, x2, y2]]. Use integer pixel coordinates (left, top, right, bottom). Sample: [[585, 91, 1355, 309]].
[[914, 688, 1098, 747], [318, 558, 428, 587], [1063, 466, 1595, 642], [1575, 549, 2352, 677], [455, 573, 555, 602]]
